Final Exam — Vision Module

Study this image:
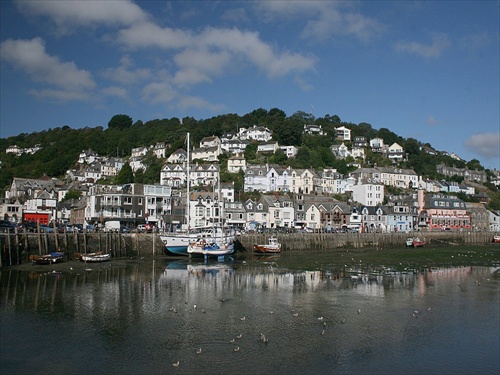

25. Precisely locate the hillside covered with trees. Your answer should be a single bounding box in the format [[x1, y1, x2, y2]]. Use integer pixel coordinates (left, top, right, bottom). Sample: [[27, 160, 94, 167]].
[[1, 108, 497, 207]]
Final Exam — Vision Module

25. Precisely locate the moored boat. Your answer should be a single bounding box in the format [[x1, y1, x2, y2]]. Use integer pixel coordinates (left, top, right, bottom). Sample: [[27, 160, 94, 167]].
[[406, 237, 426, 247], [412, 237, 426, 247], [187, 238, 234, 258], [74, 252, 111, 262], [29, 251, 64, 265], [161, 226, 236, 256], [253, 237, 282, 253]]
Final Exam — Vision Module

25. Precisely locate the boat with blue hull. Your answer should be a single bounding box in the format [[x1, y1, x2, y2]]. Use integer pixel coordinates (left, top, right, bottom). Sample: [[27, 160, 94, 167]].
[[187, 238, 234, 258], [160, 132, 236, 256], [161, 226, 235, 256]]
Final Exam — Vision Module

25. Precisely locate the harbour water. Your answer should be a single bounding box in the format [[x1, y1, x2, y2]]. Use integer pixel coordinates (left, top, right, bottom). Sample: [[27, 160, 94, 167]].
[[1, 248, 499, 375]]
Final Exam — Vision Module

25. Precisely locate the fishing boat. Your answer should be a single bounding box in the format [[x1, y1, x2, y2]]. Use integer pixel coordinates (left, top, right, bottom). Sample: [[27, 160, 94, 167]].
[[253, 237, 282, 253], [187, 238, 234, 258], [29, 251, 64, 265], [74, 252, 111, 262], [407, 237, 426, 247]]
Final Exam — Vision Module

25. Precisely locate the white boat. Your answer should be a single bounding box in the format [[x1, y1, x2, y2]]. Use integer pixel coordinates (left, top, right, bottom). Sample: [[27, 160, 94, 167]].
[[161, 224, 236, 256], [161, 132, 235, 256], [187, 238, 234, 258], [406, 237, 426, 248], [253, 237, 282, 253], [78, 252, 111, 262]]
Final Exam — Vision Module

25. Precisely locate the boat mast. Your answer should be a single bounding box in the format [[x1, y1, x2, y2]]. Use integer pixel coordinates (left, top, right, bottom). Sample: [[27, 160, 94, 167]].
[[186, 132, 190, 231]]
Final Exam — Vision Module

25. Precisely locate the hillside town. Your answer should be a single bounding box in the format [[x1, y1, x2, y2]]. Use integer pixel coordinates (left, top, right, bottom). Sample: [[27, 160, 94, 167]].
[[2, 124, 499, 234]]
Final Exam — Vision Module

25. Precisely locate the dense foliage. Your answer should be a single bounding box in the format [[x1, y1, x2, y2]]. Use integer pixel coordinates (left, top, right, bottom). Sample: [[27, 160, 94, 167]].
[[1, 108, 497, 203]]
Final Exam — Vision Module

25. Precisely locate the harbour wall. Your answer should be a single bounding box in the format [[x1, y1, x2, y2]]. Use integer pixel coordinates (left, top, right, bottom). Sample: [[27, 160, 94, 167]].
[[0, 230, 497, 267]]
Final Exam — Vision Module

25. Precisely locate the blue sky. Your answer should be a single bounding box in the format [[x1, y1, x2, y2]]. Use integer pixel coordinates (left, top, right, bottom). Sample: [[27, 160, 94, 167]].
[[1, 1, 499, 169]]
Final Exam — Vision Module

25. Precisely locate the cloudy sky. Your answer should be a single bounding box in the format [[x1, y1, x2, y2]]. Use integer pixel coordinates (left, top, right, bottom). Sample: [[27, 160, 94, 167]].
[[1, 1, 499, 168]]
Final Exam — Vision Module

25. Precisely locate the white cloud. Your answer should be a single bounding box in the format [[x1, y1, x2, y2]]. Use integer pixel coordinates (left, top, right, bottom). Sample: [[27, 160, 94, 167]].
[[395, 33, 451, 58], [0, 37, 96, 91], [178, 95, 225, 112], [16, 0, 148, 32], [141, 80, 178, 105], [172, 48, 232, 86], [117, 23, 194, 49], [101, 86, 129, 100], [254, 1, 384, 42], [294, 76, 314, 91], [426, 116, 438, 125], [221, 8, 250, 23], [464, 132, 500, 160], [101, 56, 151, 85], [198, 27, 317, 78], [459, 32, 491, 51], [117, 23, 316, 84], [29, 88, 94, 102]]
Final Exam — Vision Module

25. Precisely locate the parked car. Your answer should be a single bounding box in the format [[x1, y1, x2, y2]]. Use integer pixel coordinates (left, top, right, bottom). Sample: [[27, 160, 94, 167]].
[[120, 226, 130, 233], [136, 224, 153, 233], [72, 224, 83, 232], [24, 221, 38, 232], [0, 220, 16, 233], [39, 224, 55, 233]]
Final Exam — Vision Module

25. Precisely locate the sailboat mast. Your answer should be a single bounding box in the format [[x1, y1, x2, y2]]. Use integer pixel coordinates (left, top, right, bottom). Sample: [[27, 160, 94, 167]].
[[186, 132, 190, 231]]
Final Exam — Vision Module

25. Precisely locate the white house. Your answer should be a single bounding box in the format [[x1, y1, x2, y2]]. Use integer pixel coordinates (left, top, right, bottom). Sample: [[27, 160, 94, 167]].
[[153, 142, 169, 159], [128, 157, 146, 172], [227, 154, 246, 173], [331, 143, 350, 159], [167, 149, 187, 164], [78, 149, 99, 164], [6, 145, 22, 155], [131, 146, 149, 158], [191, 146, 220, 162], [351, 146, 366, 160], [257, 141, 279, 154], [351, 183, 385, 206], [239, 125, 272, 142], [280, 145, 298, 158], [303, 124, 324, 135], [199, 136, 221, 149], [221, 139, 249, 154], [387, 142, 404, 161], [335, 126, 351, 141], [370, 137, 385, 153]]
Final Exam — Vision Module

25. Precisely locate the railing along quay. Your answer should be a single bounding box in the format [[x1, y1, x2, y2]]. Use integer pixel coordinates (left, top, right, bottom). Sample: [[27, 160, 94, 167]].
[[0, 230, 498, 267]]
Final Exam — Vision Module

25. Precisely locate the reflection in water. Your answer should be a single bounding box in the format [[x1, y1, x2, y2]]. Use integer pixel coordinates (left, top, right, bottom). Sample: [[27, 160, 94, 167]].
[[0, 260, 499, 375]]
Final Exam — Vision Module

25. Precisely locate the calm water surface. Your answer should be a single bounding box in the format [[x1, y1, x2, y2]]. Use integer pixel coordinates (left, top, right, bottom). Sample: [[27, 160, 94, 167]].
[[1, 250, 499, 375]]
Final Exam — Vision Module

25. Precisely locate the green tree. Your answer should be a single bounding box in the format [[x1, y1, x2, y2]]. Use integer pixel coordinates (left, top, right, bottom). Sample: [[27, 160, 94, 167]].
[[268, 149, 288, 165], [134, 169, 144, 183], [115, 163, 134, 184], [62, 189, 82, 202], [466, 159, 484, 171], [244, 143, 258, 161], [108, 114, 133, 130]]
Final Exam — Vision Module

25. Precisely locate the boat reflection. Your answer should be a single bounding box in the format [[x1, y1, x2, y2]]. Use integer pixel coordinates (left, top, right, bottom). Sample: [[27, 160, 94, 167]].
[[163, 258, 234, 280]]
